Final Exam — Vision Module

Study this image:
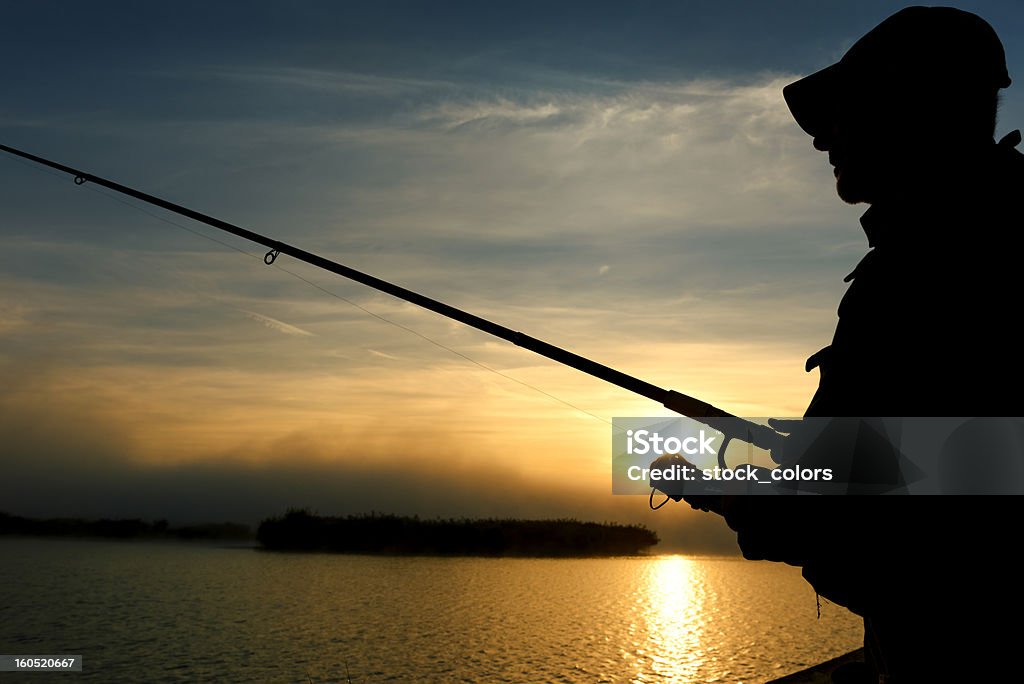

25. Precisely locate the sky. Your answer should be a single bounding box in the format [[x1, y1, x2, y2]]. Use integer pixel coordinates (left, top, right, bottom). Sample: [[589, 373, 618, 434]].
[[2, 1, 1022, 552]]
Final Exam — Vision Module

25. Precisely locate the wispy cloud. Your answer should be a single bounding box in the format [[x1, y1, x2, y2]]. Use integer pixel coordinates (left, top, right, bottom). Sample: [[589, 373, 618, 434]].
[[0, 302, 28, 334], [198, 66, 460, 97], [240, 309, 314, 337]]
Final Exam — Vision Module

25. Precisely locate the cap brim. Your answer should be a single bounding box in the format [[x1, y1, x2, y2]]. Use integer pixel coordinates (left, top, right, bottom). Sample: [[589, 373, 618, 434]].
[[783, 63, 844, 138]]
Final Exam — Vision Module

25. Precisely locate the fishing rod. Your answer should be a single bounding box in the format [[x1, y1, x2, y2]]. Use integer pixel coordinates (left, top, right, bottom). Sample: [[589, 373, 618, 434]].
[[0, 142, 782, 456]]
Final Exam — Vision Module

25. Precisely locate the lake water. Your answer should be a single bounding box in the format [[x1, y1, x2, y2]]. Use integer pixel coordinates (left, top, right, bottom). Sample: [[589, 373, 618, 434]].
[[1, 538, 862, 682]]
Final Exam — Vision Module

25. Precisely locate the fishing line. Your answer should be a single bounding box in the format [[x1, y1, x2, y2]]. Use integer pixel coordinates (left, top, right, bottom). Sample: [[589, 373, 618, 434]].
[[4, 154, 611, 425]]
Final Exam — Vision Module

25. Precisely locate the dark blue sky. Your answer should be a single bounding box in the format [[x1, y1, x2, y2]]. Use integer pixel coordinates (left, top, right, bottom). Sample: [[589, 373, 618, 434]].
[[3, 2, 1022, 126]]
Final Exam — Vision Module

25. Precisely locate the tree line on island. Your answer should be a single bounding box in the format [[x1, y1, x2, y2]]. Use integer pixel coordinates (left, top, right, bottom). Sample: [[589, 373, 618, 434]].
[[257, 509, 660, 556]]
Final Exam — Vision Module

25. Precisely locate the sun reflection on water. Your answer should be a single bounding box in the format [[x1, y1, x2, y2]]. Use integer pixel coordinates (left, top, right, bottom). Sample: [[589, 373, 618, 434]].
[[629, 555, 708, 682]]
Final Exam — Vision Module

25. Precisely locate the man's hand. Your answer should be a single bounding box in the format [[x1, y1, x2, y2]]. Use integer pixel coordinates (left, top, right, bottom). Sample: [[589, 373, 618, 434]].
[[646, 452, 726, 515], [766, 417, 812, 465]]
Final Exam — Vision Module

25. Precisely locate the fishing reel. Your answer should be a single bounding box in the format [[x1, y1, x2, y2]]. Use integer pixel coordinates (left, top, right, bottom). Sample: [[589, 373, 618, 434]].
[[647, 439, 775, 513]]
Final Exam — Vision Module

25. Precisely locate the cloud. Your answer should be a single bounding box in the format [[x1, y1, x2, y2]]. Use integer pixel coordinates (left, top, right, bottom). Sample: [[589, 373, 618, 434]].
[[1, 74, 849, 478], [0, 302, 28, 334], [240, 309, 315, 336], [198, 66, 459, 98]]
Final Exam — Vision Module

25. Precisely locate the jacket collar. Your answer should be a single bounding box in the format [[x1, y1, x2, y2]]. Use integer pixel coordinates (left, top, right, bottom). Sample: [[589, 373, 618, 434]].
[[857, 139, 1020, 249]]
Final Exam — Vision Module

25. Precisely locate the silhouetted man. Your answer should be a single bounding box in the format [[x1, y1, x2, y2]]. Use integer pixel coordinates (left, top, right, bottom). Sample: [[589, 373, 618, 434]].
[[694, 7, 1023, 683]]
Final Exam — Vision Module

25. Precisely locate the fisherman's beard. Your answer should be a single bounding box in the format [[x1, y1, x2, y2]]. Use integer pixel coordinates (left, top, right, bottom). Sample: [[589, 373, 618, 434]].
[[835, 165, 872, 205]]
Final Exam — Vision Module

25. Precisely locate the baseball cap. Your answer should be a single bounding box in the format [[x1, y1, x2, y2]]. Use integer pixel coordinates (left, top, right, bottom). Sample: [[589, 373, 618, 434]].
[[784, 6, 1011, 138]]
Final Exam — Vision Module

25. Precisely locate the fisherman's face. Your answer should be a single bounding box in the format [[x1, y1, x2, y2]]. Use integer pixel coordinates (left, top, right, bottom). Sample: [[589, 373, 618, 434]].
[[813, 124, 867, 204], [812, 115, 896, 205], [810, 93, 920, 205]]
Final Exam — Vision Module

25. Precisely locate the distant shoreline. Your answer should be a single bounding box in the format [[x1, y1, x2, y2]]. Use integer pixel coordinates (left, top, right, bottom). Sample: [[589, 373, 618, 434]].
[[0, 511, 252, 542], [0, 509, 659, 557], [257, 510, 660, 557], [1, 510, 662, 557]]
